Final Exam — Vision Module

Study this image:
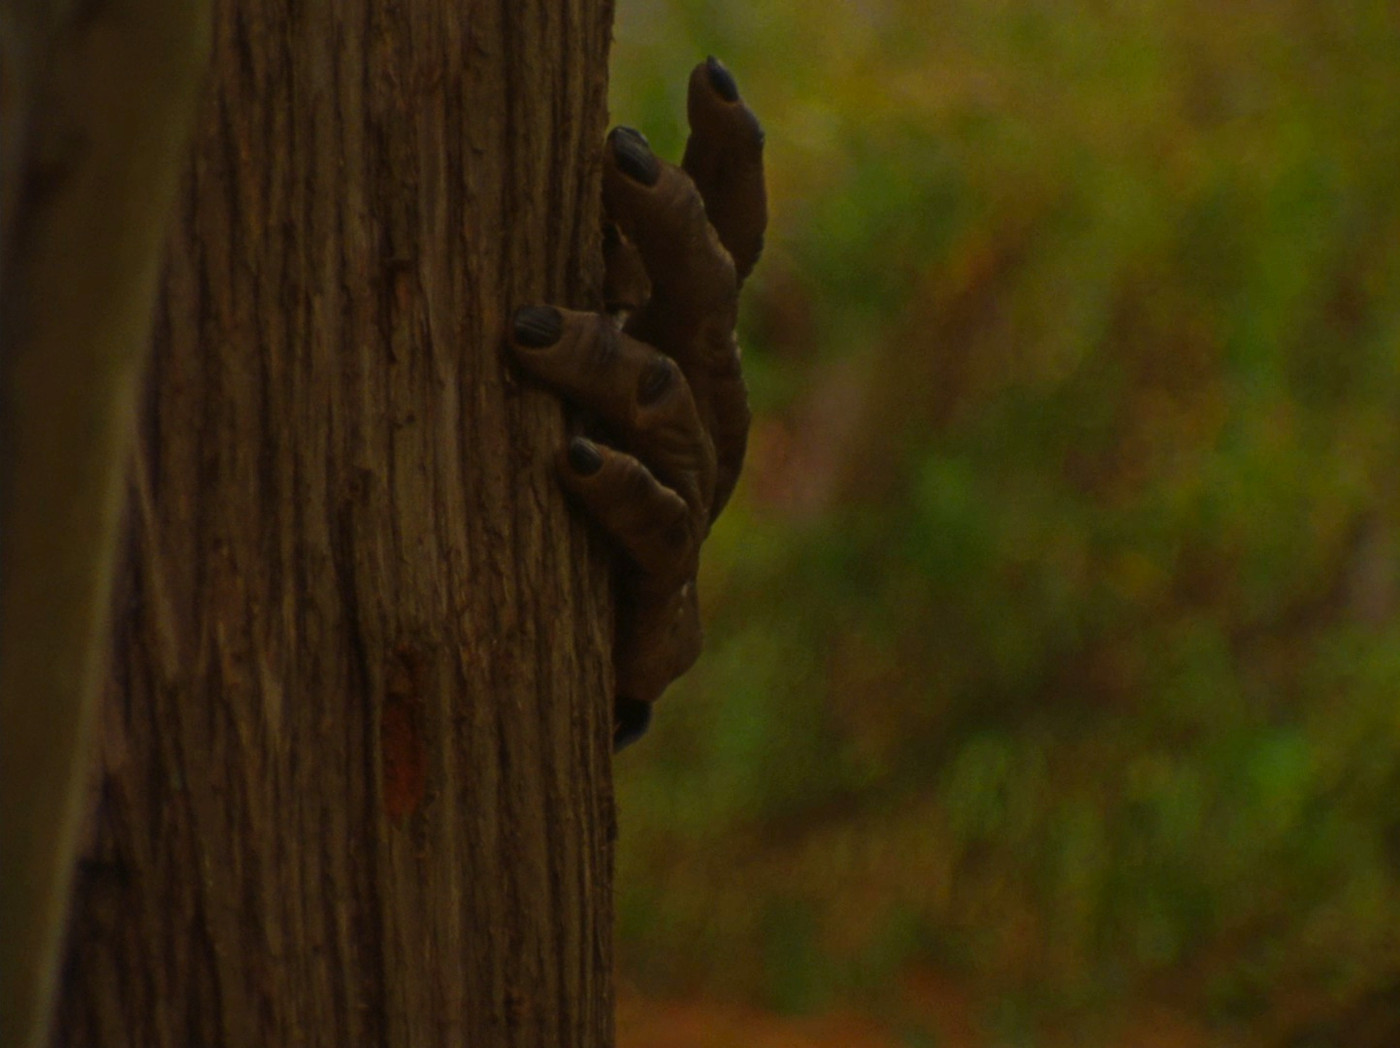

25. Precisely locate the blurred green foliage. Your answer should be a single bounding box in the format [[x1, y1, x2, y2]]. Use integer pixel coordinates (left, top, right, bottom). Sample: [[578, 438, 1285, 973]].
[[610, 1, 1400, 1039]]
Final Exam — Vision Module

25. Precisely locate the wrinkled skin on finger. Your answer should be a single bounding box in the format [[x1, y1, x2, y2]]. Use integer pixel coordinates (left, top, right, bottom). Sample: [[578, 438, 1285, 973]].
[[508, 57, 766, 749]]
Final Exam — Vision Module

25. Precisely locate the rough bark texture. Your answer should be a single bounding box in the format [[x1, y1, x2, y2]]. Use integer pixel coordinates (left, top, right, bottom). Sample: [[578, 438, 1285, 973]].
[[54, 2, 618, 1045]]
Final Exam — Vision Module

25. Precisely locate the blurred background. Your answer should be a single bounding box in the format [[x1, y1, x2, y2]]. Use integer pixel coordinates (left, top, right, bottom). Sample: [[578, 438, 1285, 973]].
[[607, 2, 1400, 1045]]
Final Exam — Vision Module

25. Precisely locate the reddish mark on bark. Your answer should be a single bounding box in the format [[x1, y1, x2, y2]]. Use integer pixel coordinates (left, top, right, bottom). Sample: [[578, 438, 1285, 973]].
[[381, 644, 427, 819]]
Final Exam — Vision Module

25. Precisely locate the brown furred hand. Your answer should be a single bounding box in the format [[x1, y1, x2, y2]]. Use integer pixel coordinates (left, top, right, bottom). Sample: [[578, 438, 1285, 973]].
[[509, 57, 766, 748]]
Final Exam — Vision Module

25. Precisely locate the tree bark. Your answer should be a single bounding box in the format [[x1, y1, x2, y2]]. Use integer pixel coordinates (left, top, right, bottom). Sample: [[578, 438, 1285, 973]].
[[53, 2, 618, 1045]]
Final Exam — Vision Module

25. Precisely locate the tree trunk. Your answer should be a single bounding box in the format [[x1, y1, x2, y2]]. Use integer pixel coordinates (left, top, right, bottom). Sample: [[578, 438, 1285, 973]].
[[54, 2, 618, 1045]]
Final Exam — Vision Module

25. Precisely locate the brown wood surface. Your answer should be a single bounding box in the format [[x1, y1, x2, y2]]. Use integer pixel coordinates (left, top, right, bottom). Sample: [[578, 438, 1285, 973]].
[[53, 2, 618, 1044]]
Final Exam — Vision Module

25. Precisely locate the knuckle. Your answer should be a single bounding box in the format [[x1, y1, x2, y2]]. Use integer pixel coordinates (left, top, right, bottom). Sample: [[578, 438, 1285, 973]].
[[661, 516, 701, 574], [582, 315, 621, 375], [620, 460, 661, 504], [636, 355, 679, 406], [739, 108, 765, 149]]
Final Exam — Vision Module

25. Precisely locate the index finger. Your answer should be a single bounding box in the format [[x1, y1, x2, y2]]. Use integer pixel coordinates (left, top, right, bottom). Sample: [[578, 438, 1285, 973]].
[[682, 56, 767, 285]]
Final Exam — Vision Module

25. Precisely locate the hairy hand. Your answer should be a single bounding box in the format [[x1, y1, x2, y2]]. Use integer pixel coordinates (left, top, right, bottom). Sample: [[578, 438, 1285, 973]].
[[509, 57, 766, 749]]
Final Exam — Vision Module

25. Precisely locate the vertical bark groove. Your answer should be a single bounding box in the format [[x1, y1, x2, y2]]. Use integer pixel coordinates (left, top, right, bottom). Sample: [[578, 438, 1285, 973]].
[[55, 2, 618, 1045]]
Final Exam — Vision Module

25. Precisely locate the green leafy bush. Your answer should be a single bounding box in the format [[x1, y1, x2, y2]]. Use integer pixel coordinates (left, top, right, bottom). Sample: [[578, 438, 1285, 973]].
[[611, 1, 1400, 1038]]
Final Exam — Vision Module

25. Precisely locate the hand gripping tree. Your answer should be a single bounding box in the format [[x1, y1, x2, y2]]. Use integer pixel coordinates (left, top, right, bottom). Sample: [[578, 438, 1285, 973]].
[[1, 1, 764, 1045]]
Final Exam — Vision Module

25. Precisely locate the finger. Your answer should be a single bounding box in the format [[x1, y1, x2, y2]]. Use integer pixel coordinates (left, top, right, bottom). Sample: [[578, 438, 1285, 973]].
[[556, 437, 700, 593], [509, 305, 717, 513], [603, 127, 744, 485], [615, 581, 702, 706], [708, 353, 750, 520], [682, 56, 767, 285], [602, 220, 649, 316], [613, 696, 652, 750], [602, 126, 738, 369]]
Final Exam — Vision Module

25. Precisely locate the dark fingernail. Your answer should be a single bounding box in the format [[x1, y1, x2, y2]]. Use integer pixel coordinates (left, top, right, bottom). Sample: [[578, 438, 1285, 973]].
[[637, 357, 674, 406], [610, 127, 660, 187], [706, 55, 739, 102], [568, 437, 604, 476], [613, 696, 652, 750], [513, 305, 562, 347]]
